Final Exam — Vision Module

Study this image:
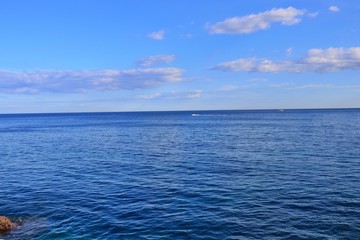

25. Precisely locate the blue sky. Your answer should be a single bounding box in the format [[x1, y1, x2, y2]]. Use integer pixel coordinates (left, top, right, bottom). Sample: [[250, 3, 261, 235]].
[[0, 0, 359, 113]]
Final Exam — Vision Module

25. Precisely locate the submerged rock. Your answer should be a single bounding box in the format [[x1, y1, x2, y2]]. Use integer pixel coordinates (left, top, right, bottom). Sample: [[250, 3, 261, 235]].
[[0, 216, 16, 233]]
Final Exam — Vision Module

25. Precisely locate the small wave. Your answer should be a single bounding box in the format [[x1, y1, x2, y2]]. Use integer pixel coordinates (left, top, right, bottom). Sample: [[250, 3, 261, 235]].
[[192, 113, 228, 117]]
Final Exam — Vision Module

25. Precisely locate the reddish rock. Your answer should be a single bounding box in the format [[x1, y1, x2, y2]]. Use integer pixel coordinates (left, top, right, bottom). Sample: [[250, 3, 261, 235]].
[[0, 216, 15, 233]]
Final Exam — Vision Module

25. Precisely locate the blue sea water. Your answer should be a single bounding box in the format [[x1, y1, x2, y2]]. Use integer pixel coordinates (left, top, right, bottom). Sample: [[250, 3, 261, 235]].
[[0, 109, 360, 239]]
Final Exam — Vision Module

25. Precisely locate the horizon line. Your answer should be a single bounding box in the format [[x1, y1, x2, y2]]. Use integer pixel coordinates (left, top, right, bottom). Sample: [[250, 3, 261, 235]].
[[1, 107, 359, 115]]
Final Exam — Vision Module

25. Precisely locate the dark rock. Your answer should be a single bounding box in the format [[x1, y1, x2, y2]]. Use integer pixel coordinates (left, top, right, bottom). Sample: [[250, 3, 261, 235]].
[[0, 216, 16, 233]]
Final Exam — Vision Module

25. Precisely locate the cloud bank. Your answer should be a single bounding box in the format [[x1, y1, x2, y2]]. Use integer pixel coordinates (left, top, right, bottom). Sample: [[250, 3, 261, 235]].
[[0, 68, 184, 94], [207, 7, 306, 34], [137, 54, 176, 67], [211, 47, 360, 73]]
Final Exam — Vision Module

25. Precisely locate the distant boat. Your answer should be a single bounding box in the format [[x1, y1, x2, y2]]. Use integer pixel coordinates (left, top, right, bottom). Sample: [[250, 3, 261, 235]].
[[192, 113, 200, 116], [278, 109, 284, 112]]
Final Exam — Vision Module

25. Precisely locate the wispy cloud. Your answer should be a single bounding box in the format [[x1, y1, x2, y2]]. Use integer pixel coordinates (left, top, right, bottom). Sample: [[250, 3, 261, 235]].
[[185, 90, 202, 99], [287, 84, 334, 90], [0, 68, 184, 94], [272, 83, 360, 90], [211, 47, 360, 73], [329, 6, 340, 12], [137, 92, 162, 99], [137, 90, 202, 100], [147, 30, 165, 40], [207, 7, 306, 34], [286, 47, 294, 56], [217, 85, 239, 92], [137, 54, 176, 67], [308, 12, 319, 18]]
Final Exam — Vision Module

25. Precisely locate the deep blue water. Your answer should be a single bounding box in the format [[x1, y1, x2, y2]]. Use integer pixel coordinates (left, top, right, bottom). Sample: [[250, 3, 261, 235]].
[[0, 109, 360, 239]]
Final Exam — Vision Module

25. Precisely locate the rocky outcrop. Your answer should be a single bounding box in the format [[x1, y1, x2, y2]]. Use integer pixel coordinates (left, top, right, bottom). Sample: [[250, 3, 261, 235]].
[[0, 216, 16, 233]]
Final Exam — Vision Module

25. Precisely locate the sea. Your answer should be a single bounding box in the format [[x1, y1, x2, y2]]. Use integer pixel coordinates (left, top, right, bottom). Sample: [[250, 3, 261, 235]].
[[0, 109, 359, 239]]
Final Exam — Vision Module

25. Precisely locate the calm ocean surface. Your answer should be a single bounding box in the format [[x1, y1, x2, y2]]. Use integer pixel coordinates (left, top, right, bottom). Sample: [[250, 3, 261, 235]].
[[0, 109, 360, 239]]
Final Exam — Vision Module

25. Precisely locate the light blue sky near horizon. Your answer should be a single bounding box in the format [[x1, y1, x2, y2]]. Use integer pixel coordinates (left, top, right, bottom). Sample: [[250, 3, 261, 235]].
[[0, 0, 359, 113]]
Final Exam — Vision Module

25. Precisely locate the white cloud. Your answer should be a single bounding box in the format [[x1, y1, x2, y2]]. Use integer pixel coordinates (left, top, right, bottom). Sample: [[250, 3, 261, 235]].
[[0, 68, 184, 94], [211, 47, 360, 73], [213, 58, 258, 71], [137, 54, 176, 67], [207, 7, 306, 34], [329, 6, 340, 12], [147, 30, 165, 40]]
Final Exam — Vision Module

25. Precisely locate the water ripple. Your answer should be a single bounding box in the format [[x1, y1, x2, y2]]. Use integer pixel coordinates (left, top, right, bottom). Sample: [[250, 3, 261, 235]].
[[0, 110, 360, 239]]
